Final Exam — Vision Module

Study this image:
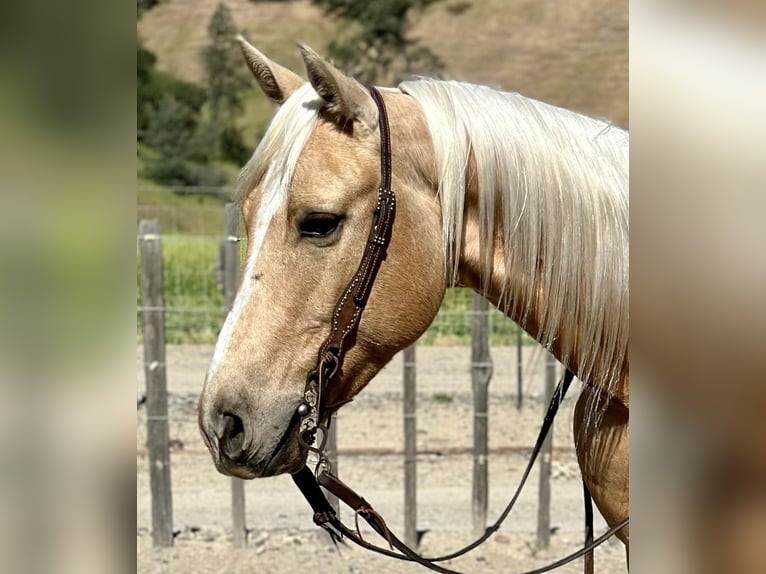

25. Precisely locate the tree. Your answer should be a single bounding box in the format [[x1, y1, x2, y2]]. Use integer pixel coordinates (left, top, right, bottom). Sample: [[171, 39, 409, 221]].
[[142, 95, 196, 159], [142, 95, 227, 187], [311, 0, 443, 85], [201, 3, 250, 160], [137, 39, 206, 139]]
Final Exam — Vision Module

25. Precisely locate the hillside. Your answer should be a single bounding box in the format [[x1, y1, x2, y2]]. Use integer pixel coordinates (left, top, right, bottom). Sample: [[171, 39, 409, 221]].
[[138, 0, 627, 133]]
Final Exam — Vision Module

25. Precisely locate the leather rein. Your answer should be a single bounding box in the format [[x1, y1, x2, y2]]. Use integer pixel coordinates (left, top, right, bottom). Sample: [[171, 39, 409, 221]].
[[291, 85, 628, 573]]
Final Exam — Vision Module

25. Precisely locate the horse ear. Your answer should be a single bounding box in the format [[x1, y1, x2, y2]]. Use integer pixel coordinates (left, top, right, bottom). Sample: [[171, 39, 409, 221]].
[[298, 44, 378, 133], [237, 36, 304, 104]]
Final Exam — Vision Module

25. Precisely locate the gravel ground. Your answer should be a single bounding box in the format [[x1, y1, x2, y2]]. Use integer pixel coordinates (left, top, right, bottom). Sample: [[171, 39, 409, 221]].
[[137, 345, 627, 573]]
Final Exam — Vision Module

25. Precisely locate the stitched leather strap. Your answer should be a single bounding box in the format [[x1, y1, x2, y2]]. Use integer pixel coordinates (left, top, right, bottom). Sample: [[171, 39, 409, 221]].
[[298, 86, 396, 447]]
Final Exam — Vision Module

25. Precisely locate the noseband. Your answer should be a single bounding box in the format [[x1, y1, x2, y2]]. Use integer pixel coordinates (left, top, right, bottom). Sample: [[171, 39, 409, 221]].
[[291, 86, 628, 573]]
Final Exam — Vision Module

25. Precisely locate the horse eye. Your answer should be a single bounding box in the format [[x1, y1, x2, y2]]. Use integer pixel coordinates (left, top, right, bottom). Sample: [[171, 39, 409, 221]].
[[298, 212, 342, 239]]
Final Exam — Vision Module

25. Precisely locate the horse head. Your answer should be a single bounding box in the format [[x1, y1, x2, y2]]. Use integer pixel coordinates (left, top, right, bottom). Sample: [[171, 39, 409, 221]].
[[198, 40, 445, 478]]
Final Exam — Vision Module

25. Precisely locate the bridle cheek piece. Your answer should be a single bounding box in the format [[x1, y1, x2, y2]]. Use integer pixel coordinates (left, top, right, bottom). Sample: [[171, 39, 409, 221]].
[[296, 85, 395, 458], [290, 86, 628, 574]]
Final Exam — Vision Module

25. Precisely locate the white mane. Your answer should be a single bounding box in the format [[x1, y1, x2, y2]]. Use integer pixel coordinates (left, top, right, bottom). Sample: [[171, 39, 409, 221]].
[[399, 80, 629, 418]]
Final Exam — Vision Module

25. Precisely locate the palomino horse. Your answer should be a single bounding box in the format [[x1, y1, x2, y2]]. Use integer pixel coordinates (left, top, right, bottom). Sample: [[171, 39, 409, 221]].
[[198, 39, 629, 562]]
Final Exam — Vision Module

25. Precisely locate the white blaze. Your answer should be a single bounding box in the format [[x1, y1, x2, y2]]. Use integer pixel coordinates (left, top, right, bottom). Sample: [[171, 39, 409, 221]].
[[205, 84, 321, 383]]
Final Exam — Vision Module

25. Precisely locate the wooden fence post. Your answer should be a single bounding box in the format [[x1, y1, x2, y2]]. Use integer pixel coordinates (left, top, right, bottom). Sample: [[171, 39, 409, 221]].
[[537, 352, 557, 548], [471, 294, 492, 536], [403, 344, 418, 547], [139, 219, 174, 547], [222, 203, 248, 547]]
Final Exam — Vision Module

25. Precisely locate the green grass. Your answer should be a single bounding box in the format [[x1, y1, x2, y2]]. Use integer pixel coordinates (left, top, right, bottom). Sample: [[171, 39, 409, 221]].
[[431, 392, 454, 403], [137, 185, 235, 237], [137, 235, 227, 344]]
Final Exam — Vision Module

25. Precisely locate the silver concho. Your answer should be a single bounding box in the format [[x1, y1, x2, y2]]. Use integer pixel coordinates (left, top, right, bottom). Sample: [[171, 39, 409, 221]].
[[296, 402, 311, 417], [304, 388, 317, 407]]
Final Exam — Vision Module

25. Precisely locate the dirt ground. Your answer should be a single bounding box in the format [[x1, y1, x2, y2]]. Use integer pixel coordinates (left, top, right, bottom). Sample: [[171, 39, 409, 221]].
[[137, 345, 627, 573]]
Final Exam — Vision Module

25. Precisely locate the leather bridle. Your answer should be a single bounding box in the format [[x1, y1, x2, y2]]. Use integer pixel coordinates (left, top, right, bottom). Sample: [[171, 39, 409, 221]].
[[295, 86, 396, 457], [291, 85, 628, 573]]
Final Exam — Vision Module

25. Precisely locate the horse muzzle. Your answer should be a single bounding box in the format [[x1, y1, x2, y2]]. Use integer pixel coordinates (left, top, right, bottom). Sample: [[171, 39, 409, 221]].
[[198, 398, 306, 478]]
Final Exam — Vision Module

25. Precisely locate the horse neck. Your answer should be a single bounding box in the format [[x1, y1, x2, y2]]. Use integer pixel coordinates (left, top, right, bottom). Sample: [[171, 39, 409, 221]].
[[392, 82, 628, 400], [455, 190, 573, 365], [458, 239, 576, 368], [453, 134, 629, 402]]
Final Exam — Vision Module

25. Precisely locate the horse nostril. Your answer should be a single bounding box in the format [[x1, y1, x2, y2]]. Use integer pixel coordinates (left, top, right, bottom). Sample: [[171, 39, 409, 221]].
[[219, 411, 247, 460]]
